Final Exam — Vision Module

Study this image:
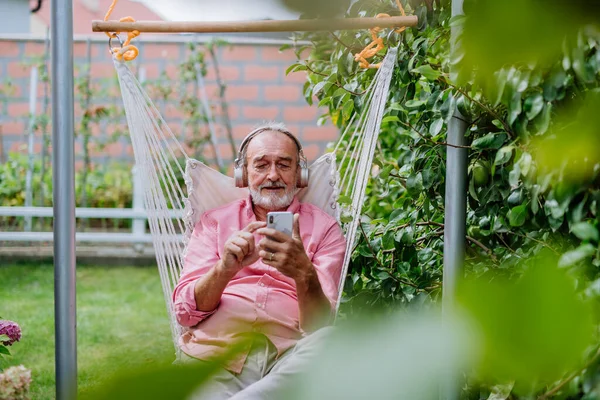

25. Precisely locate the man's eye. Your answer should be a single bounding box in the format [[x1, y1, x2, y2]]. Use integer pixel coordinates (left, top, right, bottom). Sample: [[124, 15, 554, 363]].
[[278, 163, 291, 170], [254, 164, 267, 171]]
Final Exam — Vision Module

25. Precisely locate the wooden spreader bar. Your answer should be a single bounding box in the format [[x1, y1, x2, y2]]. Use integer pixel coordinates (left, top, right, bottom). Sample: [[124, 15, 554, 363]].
[[92, 16, 418, 34]]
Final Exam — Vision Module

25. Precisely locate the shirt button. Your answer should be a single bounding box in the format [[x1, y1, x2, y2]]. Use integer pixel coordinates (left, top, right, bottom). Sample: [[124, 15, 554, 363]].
[[259, 282, 265, 287], [257, 303, 263, 308]]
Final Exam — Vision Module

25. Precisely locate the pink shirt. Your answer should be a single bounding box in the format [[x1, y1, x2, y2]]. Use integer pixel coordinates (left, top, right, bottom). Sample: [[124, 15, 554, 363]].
[[173, 196, 346, 373]]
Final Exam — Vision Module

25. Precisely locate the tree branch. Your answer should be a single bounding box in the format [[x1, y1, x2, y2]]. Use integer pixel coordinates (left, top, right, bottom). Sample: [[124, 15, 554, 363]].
[[374, 221, 444, 236], [466, 235, 498, 261], [398, 120, 472, 149], [443, 80, 514, 136], [539, 347, 600, 399], [328, 31, 361, 52], [304, 63, 367, 96], [507, 231, 560, 255]]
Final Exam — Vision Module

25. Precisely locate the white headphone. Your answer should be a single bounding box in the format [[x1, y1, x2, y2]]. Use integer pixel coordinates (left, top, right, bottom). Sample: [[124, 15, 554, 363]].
[[233, 127, 309, 188]]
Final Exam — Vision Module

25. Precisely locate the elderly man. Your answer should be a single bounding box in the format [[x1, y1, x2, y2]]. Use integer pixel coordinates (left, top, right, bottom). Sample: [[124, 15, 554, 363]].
[[173, 123, 346, 399]]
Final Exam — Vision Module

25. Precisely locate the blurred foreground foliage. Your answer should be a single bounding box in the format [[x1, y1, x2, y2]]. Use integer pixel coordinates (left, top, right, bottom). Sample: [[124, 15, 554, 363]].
[[83, 257, 595, 399], [281, 0, 600, 397]]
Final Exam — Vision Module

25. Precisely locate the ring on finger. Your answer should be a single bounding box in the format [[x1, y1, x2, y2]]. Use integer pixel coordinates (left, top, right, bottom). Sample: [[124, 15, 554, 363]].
[[269, 252, 274, 261]]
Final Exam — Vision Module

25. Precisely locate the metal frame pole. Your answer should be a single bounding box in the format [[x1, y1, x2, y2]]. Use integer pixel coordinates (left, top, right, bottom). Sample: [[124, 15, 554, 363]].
[[25, 65, 39, 231], [51, 0, 77, 399], [442, 0, 467, 399]]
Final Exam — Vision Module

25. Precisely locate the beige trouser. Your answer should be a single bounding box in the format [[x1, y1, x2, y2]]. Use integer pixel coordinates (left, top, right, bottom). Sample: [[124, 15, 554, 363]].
[[181, 327, 332, 400]]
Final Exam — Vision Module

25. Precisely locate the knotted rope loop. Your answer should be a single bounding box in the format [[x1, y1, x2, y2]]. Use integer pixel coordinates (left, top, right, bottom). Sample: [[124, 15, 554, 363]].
[[354, 0, 407, 69], [104, 0, 141, 61]]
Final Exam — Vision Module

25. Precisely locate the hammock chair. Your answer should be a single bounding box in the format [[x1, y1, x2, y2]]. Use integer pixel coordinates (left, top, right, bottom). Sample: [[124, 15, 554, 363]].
[[111, 33, 398, 358]]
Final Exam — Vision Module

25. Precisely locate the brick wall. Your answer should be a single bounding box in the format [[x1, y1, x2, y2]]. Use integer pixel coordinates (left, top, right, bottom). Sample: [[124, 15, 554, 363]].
[[0, 37, 340, 167]]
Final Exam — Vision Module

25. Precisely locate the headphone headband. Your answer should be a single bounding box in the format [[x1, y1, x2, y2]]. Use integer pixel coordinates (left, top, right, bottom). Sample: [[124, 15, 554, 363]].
[[235, 127, 304, 167], [233, 126, 309, 188]]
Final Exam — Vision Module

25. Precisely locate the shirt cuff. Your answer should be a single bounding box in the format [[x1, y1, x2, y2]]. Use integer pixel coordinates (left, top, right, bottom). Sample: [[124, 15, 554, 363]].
[[174, 281, 218, 327]]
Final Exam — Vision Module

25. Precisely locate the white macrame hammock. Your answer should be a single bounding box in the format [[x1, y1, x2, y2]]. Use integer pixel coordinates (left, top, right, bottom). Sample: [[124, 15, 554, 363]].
[[113, 45, 397, 357]]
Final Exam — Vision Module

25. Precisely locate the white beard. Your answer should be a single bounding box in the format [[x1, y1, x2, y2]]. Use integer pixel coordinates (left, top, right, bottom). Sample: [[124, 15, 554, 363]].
[[249, 181, 297, 210]]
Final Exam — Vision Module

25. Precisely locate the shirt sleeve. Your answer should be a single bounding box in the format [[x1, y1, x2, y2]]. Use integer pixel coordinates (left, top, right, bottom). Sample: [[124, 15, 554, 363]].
[[172, 212, 221, 327], [311, 220, 346, 312]]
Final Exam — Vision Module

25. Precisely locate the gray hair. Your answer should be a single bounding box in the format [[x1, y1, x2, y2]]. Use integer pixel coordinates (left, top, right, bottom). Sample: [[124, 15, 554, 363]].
[[239, 121, 302, 167]]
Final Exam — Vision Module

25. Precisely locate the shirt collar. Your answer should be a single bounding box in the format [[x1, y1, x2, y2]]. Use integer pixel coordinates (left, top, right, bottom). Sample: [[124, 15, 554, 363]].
[[244, 194, 301, 219]]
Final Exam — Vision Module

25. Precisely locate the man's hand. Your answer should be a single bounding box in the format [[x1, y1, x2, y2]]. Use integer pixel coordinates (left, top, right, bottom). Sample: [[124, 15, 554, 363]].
[[257, 214, 312, 282], [221, 221, 266, 274], [258, 213, 331, 331]]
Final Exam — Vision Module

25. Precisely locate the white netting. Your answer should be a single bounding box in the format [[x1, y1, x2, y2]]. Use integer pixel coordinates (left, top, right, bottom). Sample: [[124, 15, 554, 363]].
[[112, 45, 397, 354]]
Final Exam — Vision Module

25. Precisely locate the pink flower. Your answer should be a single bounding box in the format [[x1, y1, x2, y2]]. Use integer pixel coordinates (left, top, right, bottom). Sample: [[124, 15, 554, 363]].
[[0, 320, 21, 346]]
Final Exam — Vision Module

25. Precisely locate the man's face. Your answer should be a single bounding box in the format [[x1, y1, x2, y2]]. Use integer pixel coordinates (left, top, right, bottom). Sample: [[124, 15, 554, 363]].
[[245, 130, 299, 211]]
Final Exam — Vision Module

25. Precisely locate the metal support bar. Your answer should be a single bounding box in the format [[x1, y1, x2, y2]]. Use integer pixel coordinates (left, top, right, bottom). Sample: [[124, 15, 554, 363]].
[[91, 16, 418, 34], [194, 42, 223, 170], [25, 66, 39, 232], [442, 113, 468, 311], [441, 1, 467, 400], [0, 206, 182, 219], [0, 231, 178, 243], [51, 0, 77, 398]]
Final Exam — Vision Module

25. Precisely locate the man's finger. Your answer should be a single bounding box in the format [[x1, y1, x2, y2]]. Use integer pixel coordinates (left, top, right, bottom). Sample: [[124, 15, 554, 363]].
[[238, 231, 256, 254], [258, 237, 285, 253], [238, 231, 255, 244], [256, 227, 287, 242], [230, 237, 249, 255], [228, 243, 244, 263], [292, 213, 300, 239], [246, 235, 256, 255], [244, 221, 267, 233]]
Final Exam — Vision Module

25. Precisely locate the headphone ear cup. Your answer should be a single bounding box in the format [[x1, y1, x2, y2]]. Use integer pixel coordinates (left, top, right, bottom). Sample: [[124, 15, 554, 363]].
[[298, 165, 309, 188], [234, 165, 246, 188]]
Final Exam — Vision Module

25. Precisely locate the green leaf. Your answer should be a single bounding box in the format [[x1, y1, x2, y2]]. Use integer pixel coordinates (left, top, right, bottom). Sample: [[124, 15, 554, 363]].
[[411, 65, 442, 81], [312, 80, 330, 96], [507, 92, 522, 125], [508, 204, 528, 227], [559, 244, 596, 267], [472, 132, 507, 150], [404, 99, 425, 108], [340, 214, 353, 224], [381, 116, 400, 124], [342, 99, 354, 120], [382, 232, 395, 251], [376, 271, 391, 280], [571, 222, 599, 242], [0, 346, 10, 355], [388, 103, 404, 111], [406, 173, 423, 196], [0, 335, 9, 342], [337, 195, 352, 205], [524, 92, 544, 120], [508, 163, 521, 187], [285, 63, 306, 75], [494, 146, 514, 166], [429, 118, 444, 136], [517, 152, 532, 177], [491, 119, 504, 129], [533, 103, 552, 135]]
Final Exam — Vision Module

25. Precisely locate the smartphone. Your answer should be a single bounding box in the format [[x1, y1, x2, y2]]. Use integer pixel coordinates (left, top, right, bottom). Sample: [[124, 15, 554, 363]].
[[267, 212, 293, 237]]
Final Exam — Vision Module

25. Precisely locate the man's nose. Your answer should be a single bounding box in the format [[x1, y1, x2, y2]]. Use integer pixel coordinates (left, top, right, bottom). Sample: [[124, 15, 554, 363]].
[[267, 163, 280, 181]]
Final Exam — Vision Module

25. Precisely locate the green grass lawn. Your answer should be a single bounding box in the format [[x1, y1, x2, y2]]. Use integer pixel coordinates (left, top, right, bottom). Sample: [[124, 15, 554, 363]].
[[0, 263, 175, 399]]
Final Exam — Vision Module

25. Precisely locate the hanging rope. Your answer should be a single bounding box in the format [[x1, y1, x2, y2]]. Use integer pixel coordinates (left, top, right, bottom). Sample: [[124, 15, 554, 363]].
[[104, 0, 140, 61], [354, 0, 407, 69]]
